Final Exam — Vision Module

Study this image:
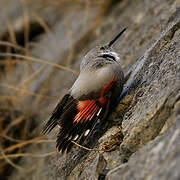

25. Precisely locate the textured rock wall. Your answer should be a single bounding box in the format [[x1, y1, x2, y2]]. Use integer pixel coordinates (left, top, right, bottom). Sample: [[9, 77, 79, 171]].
[[0, 0, 179, 179]]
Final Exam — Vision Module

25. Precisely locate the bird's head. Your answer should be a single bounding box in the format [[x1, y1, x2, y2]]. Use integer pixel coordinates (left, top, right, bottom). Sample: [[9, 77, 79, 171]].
[[80, 28, 126, 71]]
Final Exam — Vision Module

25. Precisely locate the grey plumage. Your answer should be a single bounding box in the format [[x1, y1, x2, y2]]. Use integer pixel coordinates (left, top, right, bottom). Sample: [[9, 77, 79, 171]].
[[71, 45, 124, 99]]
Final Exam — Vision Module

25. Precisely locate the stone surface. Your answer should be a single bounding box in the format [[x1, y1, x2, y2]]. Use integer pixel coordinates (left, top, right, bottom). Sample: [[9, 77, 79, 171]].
[[120, 10, 180, 160], [0, 0, 179, 180], [107, 116, 180, 180]]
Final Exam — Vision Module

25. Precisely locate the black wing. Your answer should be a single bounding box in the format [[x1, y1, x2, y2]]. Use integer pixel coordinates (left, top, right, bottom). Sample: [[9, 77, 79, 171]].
[[56, 97, 109, 153], [43, 94, 73, 134]]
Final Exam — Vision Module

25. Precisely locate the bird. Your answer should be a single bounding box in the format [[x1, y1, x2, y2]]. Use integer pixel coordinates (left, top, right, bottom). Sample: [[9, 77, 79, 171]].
[[43, 28, 126, 153]]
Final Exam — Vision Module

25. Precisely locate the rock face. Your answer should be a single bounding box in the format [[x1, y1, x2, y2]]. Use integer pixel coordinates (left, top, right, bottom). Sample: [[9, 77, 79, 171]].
[[107, 117, 180, 180], [0, 0, 179, 180]]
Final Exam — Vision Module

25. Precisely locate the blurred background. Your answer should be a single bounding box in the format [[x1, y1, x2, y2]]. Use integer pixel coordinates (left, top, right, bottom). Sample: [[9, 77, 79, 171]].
[[0, 0, 179, 179]]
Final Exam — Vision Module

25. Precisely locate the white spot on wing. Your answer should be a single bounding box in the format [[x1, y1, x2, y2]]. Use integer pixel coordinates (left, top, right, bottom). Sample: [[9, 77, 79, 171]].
[[73, 135, 79, 141], [68, 135, 72, 140], [97, 108, 102, 117], [89, 113, 96, 121], [84, 129, 90, 136]]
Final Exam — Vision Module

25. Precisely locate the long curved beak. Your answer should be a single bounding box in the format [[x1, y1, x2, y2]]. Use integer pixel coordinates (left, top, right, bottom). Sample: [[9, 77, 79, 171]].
[[108, 28, 126, 47]]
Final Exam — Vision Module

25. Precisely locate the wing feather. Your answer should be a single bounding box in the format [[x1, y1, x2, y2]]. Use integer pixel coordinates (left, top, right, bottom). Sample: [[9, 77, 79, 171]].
[[43, 94, 72, 134]]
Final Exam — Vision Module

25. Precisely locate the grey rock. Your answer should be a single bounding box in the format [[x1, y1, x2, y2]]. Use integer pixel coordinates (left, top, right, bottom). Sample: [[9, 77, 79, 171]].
[[120, 9, 180, 160], [106, 116, 180, 180]]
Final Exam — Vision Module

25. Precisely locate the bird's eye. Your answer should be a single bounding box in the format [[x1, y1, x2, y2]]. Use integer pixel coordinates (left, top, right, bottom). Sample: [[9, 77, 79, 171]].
[[98, 54, 116, 61], [100, 47, 105, 50]]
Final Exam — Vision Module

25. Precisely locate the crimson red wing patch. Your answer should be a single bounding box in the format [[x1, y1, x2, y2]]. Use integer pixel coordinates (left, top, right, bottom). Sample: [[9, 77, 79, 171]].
[[73, 100, 99, 123]]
